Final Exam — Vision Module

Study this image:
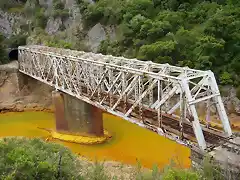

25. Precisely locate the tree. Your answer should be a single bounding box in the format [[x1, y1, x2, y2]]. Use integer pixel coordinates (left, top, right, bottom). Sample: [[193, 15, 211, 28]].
[[0, 137, 83, 179]]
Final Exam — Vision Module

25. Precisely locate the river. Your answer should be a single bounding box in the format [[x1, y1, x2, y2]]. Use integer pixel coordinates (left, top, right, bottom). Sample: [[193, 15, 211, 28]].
[[0, 111, 191, 169]]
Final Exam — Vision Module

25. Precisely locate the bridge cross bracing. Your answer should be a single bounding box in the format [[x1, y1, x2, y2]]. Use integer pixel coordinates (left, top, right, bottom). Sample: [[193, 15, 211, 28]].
[[18, 45, 232, 151]]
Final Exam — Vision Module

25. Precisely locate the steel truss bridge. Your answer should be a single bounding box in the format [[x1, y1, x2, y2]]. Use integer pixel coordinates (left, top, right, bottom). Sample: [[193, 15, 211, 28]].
[[18, 45, 233, 151]]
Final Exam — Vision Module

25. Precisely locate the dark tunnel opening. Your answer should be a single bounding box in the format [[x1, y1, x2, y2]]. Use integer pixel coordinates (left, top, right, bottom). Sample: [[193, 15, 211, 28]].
[[8, 49, 18, 61]]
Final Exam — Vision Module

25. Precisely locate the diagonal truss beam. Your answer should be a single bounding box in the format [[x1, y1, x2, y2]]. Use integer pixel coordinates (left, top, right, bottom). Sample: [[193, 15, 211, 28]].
[[18, 45, 232, 151]]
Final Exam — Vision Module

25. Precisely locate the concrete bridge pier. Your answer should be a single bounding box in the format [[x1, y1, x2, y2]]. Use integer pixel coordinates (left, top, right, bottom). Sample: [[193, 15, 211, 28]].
[[52, 91, 104, 139]]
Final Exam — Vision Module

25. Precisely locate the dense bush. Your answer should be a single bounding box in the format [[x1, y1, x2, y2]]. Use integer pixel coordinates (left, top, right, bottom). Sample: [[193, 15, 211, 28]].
[[0, 137, 237, 179], [52, 0, 69, 20], [34, 8, 48, 29], [0, 137, 83, 179], [161, 168, 200, 180], [80, 0, 240, 86], [0, 0, 24, 11], [6, 34, 28, 48], [46, 40, 73, 49], [0, 33, 7, 64], [52, 9, 69, 20]]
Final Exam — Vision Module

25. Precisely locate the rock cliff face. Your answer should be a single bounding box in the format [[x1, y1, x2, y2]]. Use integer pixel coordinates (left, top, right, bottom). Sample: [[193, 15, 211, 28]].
[[0, 0, 115, 52], [222, 87, 240, 115], [0, 61, 53, 112], [0, 10, 22, 37]]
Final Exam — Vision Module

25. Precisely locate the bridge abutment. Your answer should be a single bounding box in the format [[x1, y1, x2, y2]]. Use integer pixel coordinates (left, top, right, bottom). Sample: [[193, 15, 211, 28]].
[[52, 91, 104, 138]]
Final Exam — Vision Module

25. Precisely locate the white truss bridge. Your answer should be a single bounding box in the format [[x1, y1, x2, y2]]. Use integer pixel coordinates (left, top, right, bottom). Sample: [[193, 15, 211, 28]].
[[18, 45, 232, 151]]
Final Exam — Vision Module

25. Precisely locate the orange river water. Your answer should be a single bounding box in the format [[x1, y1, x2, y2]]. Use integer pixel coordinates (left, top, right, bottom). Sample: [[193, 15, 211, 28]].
[[0, 111, 191, 169]]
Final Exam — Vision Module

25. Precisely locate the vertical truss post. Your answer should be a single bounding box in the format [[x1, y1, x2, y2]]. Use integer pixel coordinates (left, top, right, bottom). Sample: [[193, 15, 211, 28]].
[[157, 80, 163, 128], [109, 68, 113, 107], [97, 65, 102, 101], [180, 91, 186, 140], [134, 78, 138, 101], [100, 65, 104, 98], [90, 63, 94, 92], [122, 72, 127, 113], [148, 68, 153, 106], [206, 99, 210, 128], [76, 63, 82, 95], [53, 57, 59, 90], [83, 62, 89, 96], [181, 79, 207, 150], [208, 71, 232, 136], [165, 82, 170, 111], [139, 76, 143, 120]]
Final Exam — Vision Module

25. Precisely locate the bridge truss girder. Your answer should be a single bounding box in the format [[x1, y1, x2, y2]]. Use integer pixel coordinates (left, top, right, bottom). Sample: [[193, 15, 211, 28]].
[[18, 45, 232, 150]]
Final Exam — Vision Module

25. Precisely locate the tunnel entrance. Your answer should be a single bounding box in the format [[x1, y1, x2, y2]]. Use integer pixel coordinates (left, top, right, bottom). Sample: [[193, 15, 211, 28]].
[[8, 49, 18, 61]]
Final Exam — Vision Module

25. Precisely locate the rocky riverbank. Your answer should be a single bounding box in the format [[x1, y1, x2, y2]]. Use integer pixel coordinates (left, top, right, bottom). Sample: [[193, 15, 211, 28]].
[[0, 61, 53, 112]]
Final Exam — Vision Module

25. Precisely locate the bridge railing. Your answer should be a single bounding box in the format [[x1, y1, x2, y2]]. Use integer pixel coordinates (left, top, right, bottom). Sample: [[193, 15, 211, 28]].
[[18, 45, 232, 150]]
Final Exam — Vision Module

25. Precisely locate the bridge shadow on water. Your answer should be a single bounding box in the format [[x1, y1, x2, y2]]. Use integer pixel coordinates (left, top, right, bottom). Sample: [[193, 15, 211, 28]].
[[0, 111, 191, 169]]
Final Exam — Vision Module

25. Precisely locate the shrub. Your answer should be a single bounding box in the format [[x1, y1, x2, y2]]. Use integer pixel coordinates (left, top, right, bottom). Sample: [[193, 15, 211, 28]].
[[85, 161, 110, 180], [236, 86, 240, 100], [8, 5, 25, 13], [53, 0, 64, 10], [46, 39, 73, 49], [200, 157, 224, 180], [52, 9, 69, 20], [7, 34, 28, 48], [35, 8, 48, 29], [161, 168, 200, 180], [220, 72, 233, 85], [0, 0, 23, 11], [52, 0, 69, 20], [0, 137, 83, 179]]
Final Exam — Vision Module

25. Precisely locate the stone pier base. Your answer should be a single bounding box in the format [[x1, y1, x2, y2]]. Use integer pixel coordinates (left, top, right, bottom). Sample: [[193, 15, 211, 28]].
[[52, 91, 109, 144]]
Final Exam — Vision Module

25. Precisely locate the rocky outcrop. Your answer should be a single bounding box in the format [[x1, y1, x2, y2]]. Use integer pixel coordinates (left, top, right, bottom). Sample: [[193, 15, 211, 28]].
[[45, 17, 62, 35], [222, 86, 240, 115], [0, 61, 53, 112], [87, 23, 106, 52], [0, 0, 115, 53], [0, 9, 22, 37]]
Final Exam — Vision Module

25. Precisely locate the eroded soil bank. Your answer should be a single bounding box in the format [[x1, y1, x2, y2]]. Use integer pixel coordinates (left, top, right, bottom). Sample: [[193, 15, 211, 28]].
[[0, 61, 53, 112]]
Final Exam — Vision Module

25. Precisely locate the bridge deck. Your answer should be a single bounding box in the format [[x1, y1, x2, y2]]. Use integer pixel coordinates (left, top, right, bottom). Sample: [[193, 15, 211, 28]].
[[18, 45, 233, 151]]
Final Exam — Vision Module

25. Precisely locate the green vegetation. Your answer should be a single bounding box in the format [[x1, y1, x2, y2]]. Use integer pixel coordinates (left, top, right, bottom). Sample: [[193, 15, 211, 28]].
[[0, 33, 7, 64], [1, 0, 239, 88], [34, 8, 48, 29], [0, 0, 25, 12], [77, 0, 240, 87], [0, 137, 83, 179], [236, 86, 240, 99], [52, 0, 69, 20], [6, 34, 28, 48], [0, 137, 237, 180]]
